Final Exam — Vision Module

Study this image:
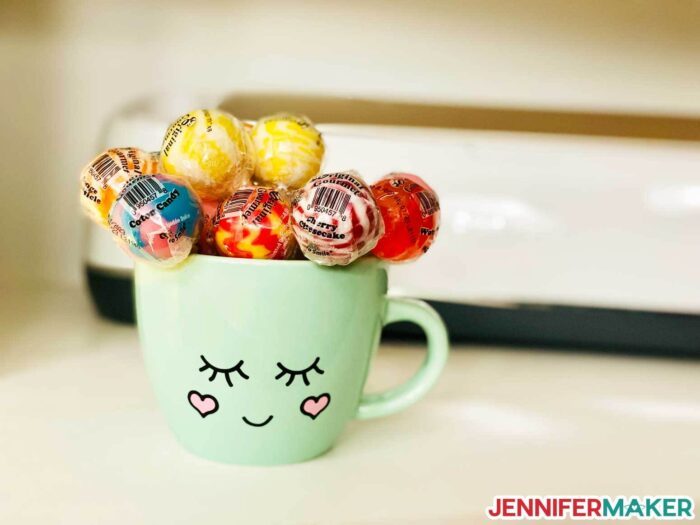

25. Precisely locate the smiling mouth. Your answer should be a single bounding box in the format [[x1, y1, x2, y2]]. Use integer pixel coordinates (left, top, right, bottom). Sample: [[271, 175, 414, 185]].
[[242, 415, 274, 427]]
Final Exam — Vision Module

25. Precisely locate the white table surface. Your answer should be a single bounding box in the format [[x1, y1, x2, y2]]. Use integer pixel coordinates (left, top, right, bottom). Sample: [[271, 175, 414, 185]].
[[1, 288, 698, 524]]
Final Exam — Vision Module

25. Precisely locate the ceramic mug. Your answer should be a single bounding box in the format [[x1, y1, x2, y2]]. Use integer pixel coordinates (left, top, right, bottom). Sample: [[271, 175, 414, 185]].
[[135, 255, 449, 465]]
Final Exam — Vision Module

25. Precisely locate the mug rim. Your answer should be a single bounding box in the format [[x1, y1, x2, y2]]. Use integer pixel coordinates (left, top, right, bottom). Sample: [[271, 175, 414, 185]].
[[174, 254, 385, 269]]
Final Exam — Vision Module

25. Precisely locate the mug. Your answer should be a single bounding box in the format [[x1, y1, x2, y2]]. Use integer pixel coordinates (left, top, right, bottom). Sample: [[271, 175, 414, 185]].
[[135, 255, 449, 465]]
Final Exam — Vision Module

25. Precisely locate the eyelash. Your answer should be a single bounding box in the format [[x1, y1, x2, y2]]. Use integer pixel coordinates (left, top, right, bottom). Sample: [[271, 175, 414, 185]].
[[275, 357, 324, 387], [198, 355, 249, 387]]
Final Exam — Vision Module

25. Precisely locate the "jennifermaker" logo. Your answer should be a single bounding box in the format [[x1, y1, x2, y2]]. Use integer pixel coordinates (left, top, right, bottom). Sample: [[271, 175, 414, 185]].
[[486, 495, 694, 520]]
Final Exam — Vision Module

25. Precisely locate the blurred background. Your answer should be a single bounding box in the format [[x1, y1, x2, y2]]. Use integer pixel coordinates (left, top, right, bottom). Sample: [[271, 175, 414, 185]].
[[2, 0, 699, 351]]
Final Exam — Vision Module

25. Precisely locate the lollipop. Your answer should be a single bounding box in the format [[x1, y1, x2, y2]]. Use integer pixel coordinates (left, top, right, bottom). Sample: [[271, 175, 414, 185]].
[[371, 173, 440, 262], [214, 187, 295, 260], [80, 147, 160, 227], [160, 109, 255, 199], [197, 197, 221, 256], [108, 173, 200, 266], [251, 113, 324, 189], [291, 171, 383, 266]]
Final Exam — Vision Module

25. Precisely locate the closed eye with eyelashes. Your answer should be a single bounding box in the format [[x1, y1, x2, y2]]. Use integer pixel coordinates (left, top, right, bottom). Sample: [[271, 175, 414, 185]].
[[199, 355, 249, 387], [275, 357, 324, 386]]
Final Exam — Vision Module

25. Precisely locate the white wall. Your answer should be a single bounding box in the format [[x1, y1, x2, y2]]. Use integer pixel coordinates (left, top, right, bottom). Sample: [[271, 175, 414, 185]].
[[0, 0, 698, 288]]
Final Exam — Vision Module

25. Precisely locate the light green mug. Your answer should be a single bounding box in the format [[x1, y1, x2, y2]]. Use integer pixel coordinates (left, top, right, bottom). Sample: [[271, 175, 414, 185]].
[[135, 255, 449, 465]]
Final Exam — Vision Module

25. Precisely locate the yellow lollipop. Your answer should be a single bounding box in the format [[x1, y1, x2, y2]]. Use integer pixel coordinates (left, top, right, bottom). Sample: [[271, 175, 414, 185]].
[[251, 113, 324, 189], [160, 109, 255, 199]]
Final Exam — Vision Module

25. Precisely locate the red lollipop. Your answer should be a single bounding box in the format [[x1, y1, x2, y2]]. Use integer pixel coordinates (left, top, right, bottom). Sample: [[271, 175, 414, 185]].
[[197, 197, 221, 255], [371, 173, 440, 262]]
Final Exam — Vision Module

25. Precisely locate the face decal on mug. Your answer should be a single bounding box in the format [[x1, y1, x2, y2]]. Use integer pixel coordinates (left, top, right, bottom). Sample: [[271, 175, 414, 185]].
[[275, 357, 324, 387], [189, 358, 332, 426], [137, 255, 450, 465], [188, 390, 219, 418], [198, 355, 249, 387], [300, 393, 331, 420]]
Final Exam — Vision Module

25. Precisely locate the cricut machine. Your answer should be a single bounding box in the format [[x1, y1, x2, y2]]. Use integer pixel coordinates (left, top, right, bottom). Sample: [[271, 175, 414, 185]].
[[85, 94, 700, 354]]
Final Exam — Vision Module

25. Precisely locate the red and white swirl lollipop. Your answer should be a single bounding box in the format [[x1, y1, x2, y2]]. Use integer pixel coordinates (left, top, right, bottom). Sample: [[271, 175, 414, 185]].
[[291, 171, 384, 266]]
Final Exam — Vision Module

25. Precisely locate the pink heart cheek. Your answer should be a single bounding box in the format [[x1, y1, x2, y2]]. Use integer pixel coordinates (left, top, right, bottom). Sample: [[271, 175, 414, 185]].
[[188, 391, 219, 417], [301, 394, 331, 419], [303, 400, 320, 415], [199, 398, 216, 412]]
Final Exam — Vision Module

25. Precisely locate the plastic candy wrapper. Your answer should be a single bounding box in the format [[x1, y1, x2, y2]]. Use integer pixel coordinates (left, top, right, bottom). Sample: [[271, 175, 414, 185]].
[[251, 113, 324, 189], [214, 187, 295, 260], [197, 197, 221, 255], [371, 173, 440, 262], [291, 171, 383, 266], [108, 173, 201, 267], [80, 147, 160, 227], [160, 109, 255, 199]]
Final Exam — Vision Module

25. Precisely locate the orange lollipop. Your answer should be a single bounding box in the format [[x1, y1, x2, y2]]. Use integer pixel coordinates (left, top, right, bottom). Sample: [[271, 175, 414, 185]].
[[214, 187, 295, 259]]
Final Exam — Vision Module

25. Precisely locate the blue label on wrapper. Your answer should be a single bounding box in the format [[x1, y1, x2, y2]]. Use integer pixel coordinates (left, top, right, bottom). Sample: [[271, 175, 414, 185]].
[[108, 174, 200, 265]]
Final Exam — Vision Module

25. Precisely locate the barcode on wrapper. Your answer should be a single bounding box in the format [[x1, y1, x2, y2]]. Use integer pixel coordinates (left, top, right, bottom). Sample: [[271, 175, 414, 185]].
[[312, 186, 351, 214], [90, 154, 121, 182], [123, 177, 166, 210], [223, 189, 254, 215], [417, 191, 438, 217]]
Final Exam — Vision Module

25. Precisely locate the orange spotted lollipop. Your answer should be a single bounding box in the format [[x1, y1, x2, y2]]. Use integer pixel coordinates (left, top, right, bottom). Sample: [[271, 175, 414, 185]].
[[214, 187, 295, 259], [80, 147, 160, 228]]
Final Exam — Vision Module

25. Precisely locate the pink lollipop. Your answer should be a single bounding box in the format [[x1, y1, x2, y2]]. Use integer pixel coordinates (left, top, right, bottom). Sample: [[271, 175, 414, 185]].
[[291, 171, 383, 266]]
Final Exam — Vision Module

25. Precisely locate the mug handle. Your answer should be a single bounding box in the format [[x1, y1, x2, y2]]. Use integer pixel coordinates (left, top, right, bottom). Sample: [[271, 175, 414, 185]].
[[356, 297, 449, 419]]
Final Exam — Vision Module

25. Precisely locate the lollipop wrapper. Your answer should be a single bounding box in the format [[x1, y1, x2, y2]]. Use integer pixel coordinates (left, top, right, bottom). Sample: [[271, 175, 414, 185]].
[[160, 109, 255, 199], [214, 186, 295, 260], [371, 173, 440, 263], [80, 147, 160, 228], [108, 173, 201, 267], [291, 171, 383, 266], [251, 113, 324, 190]]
